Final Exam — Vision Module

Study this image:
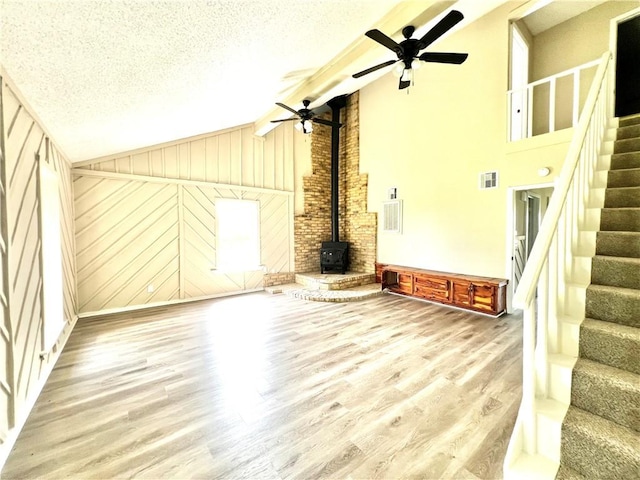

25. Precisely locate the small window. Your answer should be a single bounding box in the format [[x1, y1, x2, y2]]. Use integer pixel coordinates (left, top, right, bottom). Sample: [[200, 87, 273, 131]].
[[216, 199, 260, 271], [382, 200, 402, 234]]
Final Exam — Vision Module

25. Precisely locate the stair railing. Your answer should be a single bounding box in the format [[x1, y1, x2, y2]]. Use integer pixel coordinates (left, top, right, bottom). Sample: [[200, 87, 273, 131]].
[[507, 58, 601, 140], [511, 51, 612, 458]]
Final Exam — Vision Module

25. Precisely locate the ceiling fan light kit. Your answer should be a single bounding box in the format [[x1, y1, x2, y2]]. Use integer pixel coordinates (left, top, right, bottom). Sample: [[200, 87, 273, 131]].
[[295, 119, 314, 134], [352, 9, 469, 90]]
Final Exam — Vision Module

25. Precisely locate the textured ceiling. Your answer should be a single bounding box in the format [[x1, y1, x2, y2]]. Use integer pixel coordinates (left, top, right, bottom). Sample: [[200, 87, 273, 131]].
[[1, 0, 404, 162], [4, 0, 565, 163]]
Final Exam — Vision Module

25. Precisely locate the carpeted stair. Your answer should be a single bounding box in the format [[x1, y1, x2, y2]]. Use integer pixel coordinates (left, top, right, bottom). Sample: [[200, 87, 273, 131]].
[[557, 113, 640, 479]]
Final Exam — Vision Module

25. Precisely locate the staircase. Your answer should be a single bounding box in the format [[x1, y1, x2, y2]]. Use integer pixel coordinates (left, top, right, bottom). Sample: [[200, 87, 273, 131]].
[[556, 113, 640, 479]]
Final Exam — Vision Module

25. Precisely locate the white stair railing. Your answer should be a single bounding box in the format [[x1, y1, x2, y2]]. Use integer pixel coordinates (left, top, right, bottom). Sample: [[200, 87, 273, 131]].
[[505, 50, 612, 473], [507, 58, 601, 140]]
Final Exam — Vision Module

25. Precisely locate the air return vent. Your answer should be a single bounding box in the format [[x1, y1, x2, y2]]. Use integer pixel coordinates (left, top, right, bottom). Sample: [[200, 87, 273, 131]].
[[383, 200, 402, 233], [479, 171, 499, 189]]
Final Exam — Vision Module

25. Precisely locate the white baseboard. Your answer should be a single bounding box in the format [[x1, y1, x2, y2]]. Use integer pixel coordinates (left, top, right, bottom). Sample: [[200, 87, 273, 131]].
[[78, 289, 264, 319]]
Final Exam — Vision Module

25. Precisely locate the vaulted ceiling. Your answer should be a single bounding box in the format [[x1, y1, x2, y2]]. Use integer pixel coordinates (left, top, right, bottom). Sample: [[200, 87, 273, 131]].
[[1, 0, 591, 163]]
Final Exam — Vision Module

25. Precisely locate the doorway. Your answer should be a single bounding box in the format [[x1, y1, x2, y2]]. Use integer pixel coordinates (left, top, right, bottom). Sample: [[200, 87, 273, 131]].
[[613, 9, 640, 117], [506, 184, 554, 312], [510, 24, 529, 141]]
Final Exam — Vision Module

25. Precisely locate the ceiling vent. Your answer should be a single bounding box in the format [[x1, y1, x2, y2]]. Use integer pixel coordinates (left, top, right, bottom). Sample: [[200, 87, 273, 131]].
[[383, 200, 403, 233], [479, 171, 499, 190]]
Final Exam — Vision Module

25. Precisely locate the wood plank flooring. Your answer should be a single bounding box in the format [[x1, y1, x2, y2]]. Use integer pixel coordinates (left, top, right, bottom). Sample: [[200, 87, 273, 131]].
[[3, 292, 523, 479]]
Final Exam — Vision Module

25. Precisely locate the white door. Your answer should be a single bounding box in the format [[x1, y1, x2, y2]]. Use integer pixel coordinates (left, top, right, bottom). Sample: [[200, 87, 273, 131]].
[[510, 25, 529, 141]]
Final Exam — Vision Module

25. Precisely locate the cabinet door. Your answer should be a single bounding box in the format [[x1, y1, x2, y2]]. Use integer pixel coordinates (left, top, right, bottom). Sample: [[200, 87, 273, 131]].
[[452, 281, 471, 307], [396, 273, 413, 294], [470, 283, 496, 313]]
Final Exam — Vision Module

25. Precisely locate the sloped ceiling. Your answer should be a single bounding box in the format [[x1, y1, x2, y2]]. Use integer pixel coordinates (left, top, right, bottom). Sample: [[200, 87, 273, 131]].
[[1, 0, 515, 163]]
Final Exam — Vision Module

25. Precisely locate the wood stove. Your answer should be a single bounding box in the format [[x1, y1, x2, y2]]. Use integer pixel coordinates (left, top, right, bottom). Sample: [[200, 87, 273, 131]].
[[320, 241, 349, 274], [320, 95, 350, 274]]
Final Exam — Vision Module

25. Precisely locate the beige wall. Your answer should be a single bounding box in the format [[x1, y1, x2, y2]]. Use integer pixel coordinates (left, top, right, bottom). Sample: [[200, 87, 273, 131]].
[[531, 1, 638, 81], [360, 3, 577, 279], [0, 75, 77, 466], [530, 1, 638, 134], [74, 123, 296, 314]]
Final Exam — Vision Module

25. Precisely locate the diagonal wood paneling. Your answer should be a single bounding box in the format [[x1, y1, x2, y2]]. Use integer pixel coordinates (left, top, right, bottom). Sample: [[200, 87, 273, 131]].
[[73, 109, 296, 314], [0, 76, 77, 465], [244, 191, 292, 275], [74, 169, 293, 313], [0, 89, 14, 444], [182, 185, 217, 298], [74, 177, 180, 313]]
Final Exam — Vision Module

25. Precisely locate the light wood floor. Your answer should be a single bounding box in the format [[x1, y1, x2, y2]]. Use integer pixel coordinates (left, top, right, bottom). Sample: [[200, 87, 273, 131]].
[[3, 292, 523, 479]]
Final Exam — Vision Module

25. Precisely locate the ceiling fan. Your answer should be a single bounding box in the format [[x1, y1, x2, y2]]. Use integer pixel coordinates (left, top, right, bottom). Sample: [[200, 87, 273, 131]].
[[353, 9, 469, 90], [270, 100, 339, 134]]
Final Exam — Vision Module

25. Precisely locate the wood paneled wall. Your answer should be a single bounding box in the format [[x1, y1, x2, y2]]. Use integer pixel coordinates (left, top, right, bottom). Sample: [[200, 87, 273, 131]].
[[79, 123, 295, 192], [73, 123, 295, 314], [0, 76, 77, 466]]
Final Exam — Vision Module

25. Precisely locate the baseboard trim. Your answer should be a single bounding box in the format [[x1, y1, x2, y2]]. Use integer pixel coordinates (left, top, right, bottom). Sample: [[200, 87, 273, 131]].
[[77, 289, 264, 319]]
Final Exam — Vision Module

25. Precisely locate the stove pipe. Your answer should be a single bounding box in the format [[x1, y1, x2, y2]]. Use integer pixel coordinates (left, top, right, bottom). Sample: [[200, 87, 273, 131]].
[[326, 95, 347, 242]]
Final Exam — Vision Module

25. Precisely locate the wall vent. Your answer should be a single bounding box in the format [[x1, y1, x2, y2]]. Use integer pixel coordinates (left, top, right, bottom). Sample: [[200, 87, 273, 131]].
[[479, 171, 499, 189], [382, 200, 402, 233]]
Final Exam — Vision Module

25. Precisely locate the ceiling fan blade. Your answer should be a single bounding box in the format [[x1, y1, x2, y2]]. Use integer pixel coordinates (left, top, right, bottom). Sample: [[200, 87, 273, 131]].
[[417, 10, 464, 50], [353, 59, 397, 78], [270, 118, 299, 123], [419, 52, 468, 64], [313, 117, 341, 127], [365, 29, 402, 53], [275, 102, 300, 116], [399, 78, 411, 90]]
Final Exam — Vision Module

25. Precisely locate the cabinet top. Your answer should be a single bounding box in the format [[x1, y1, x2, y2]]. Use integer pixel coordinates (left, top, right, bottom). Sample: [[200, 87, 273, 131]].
[[376, 263, 508, 286]]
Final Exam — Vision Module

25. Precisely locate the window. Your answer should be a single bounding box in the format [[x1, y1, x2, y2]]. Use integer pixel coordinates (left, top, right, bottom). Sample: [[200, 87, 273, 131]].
[[216, 199, 260, 271]]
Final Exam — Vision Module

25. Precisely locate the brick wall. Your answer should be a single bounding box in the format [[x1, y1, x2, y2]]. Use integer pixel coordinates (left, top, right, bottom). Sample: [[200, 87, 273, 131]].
[[263, 272, 296, 287], [293, 92, 377, 274], [341, 93, 377, 273]]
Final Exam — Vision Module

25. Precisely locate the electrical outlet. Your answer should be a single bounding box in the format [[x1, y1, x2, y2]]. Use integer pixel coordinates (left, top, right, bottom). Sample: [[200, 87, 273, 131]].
[[147, 284, 154, 293]]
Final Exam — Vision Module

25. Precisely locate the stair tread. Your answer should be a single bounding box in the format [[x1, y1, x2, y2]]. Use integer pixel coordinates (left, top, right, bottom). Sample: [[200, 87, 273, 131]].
[[572, 357, 640, 432], [561, 407, 640, 478], [587, 283, 640, 295], [609, 166, 640, 173], [593, 254, 640, 264], [586, 285, 640, 327], [580, 318, 640, 375], [564, 406, 639, 449], [591, 255, 640, 289], [605, 185, 640, 191], [582, 317, 640, 339], [574, 357, 640, 389], [596, 231, 640, 258]]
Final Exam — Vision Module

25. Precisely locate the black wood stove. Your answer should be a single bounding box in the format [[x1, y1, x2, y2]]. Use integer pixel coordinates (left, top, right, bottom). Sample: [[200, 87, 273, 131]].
[[319, 95, 349, 275], [320, 241, 349, 274]]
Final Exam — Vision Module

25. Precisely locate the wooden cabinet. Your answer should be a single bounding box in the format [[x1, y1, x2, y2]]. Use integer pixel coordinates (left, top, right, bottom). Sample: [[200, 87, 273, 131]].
[[377, 263, 508, 316]]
